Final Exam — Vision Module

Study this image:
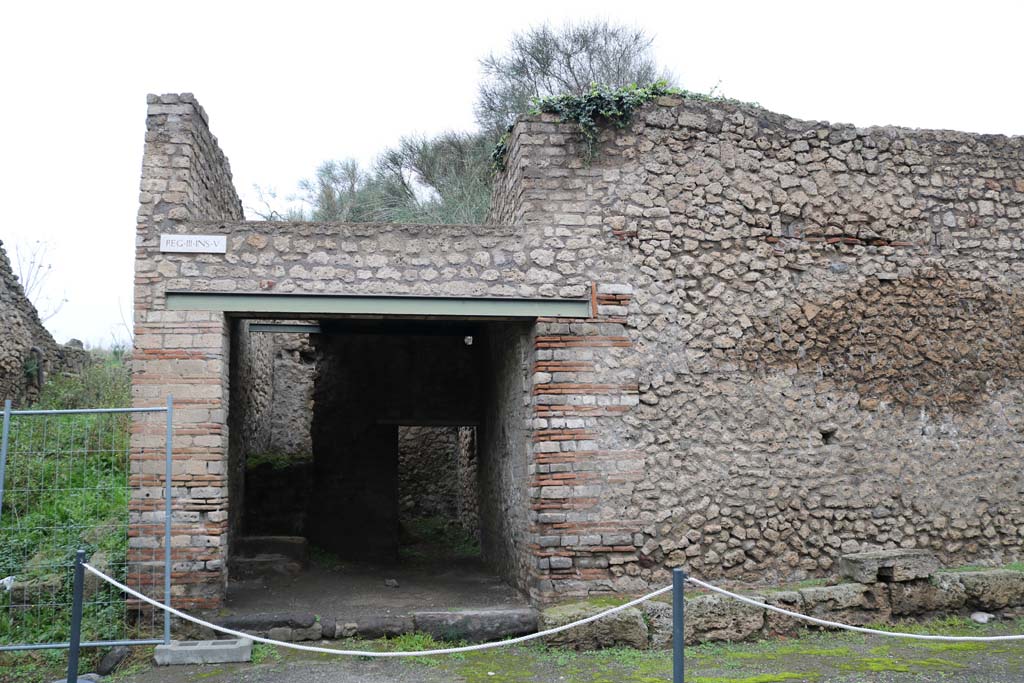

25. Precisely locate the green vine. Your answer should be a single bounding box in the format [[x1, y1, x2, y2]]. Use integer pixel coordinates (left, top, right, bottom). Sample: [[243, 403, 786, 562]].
[[531, 80, 681, 160], [492, 81, 758, 170], [23, 356, 40, 381], [490, 126, 513, 171]]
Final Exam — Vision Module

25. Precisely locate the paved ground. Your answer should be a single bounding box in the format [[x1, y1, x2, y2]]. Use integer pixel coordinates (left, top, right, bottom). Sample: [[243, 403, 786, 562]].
[[225, 556, 528, 622], [111, 617, 1024, 683]]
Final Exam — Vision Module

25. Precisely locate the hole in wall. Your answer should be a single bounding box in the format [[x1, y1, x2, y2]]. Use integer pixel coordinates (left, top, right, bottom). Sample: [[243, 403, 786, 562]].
[[819, 426, 838, 444]]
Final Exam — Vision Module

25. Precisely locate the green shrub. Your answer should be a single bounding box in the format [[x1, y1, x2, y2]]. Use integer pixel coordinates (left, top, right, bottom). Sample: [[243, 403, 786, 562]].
[[35, 356, 130, 410]]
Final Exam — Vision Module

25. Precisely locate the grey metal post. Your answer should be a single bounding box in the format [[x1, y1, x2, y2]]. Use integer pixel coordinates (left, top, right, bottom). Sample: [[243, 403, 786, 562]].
[[0, 399, 11, 525], [67, 550, 86, 683], [673, 568, 686, 683], [164, 395, 173, 644]]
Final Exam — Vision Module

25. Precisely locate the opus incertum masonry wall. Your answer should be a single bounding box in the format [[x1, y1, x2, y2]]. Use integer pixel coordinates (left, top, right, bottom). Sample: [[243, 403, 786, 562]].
[[131, 93, 1024, 608]]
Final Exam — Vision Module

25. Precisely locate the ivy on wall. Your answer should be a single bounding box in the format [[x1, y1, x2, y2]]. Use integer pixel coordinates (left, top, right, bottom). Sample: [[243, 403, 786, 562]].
[[492, 81, 756, 170]]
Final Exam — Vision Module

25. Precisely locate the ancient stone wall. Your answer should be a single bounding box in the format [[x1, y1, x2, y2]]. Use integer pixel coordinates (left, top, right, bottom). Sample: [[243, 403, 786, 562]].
[[456, 426, 480, 536], [225, 328, 315, 537], [267, 333, 315, 456], [227, 319, 273, 542], [0, 240, 91, 406], [491, 97, 1024, 595], [399, 426, 465, 521], [131, 93, 243, 608], [477, 323, 534, 588], [133, 92, 1023, 608]]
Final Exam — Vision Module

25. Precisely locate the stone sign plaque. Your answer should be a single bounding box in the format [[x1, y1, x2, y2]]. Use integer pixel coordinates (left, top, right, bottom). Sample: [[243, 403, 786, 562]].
[[160, 234, 227, 254]]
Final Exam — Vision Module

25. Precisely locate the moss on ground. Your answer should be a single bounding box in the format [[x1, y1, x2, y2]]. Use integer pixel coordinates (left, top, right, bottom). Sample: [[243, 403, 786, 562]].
[[691, 675, 817, 683]]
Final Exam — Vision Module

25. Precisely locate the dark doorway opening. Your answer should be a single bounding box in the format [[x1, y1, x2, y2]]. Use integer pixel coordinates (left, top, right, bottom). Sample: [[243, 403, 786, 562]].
[[227, 317, 533, 607]]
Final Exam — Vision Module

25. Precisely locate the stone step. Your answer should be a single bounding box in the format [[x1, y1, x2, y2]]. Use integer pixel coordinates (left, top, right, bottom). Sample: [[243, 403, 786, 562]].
[[412, 608, 539, 643], [216, 608, 540, 643], [229, 554, 304, 579], [838, 549, 939, 583], [233, 535, 308, 562]]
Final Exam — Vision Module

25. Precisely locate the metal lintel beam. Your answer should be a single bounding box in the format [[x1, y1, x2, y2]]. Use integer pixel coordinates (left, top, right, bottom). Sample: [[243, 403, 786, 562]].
[[165, 292, 591, 319]]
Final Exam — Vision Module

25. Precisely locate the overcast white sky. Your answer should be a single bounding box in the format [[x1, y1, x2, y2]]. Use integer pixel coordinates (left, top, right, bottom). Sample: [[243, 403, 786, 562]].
[[1, 1, 1021, 346]]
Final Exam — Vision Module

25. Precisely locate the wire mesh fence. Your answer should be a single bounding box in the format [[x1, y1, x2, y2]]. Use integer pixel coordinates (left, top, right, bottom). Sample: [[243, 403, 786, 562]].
[[0, 401, 171, 650]]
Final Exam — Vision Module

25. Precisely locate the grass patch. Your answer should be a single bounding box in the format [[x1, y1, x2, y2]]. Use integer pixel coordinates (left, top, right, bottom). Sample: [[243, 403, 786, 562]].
[[0, 358, 145, 669], [378, 631, 467, 667], [308, 545, 345, 571], [911, 641, 994, 653], [691, 674, 817, 683], [251, 643, 284, 664], [726, 645, 856, 661], [839, 655, 961, 673], [864, 615, 985, 637]]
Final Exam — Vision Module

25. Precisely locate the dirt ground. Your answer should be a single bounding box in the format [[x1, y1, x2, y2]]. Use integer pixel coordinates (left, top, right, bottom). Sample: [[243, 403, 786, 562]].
[[109, 616, 1024, 683]]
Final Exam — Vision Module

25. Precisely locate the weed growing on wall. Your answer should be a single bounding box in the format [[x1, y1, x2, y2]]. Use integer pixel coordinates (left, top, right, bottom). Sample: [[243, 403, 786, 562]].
[[493, 81, 760, 169], [531, 81, 680, 159]]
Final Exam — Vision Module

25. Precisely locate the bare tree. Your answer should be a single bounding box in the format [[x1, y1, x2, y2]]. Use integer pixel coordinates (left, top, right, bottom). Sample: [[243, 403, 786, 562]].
[[475, 20, 673, 135], [13, 240, 67, 322], [246, 184, 309, 221]]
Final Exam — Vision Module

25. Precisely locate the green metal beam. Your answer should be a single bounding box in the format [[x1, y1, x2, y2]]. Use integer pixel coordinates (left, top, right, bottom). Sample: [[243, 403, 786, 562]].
[[249, 323, 323, 333], [165, 292, 591, 319]]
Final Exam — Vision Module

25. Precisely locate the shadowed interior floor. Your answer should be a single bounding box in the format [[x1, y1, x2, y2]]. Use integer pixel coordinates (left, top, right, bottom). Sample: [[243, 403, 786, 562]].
[[224, 558, 529, 621]]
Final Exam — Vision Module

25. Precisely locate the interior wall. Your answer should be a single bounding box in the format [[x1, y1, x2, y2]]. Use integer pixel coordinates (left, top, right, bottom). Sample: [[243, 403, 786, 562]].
[[398, 426, 478, 526], [456, 426, 480, 538], [267, 332, 316, 457], [477, 322, 534, 589], [226, 319, 274, 545]]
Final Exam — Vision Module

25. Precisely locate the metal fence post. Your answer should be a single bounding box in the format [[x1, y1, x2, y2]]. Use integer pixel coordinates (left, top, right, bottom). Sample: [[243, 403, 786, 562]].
[[164, 395, 173, 645], [673, 568, 686, 683], [0, 399, 11, 525], [66, 550, 86, 683]]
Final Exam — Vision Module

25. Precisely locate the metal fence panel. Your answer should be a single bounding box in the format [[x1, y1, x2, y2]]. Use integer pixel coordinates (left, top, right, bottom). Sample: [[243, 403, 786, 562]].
[[0, 400, 172, 651]]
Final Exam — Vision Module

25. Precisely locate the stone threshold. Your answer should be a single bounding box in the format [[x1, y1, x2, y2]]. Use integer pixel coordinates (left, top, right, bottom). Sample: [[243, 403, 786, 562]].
[[213, 607, 539, 644]]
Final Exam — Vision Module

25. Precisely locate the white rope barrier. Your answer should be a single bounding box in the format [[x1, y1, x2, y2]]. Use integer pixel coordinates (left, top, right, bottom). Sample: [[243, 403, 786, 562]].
[[82, 562, 1024, 657], [82, 563, 671, 657], [684, 576, 1024, 642]]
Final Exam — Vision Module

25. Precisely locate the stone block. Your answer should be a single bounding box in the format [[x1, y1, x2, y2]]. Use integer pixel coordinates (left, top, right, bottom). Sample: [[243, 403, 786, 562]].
[[889, 574, 967, 616], [267, 627, 291, 641], [414, 608, 538, 643], [685, 593, 765, 644], [799, 583, 890, 626], [97, 645, 131, 675], [540, 601, 647, 650], [955, 570, 1024, 610], [291, 622, 322, 641], [154, 638, 252, 665], [217, 611, 315, 633], [642, 600, 673, 649], [351, 615, 414, 639], [763, 590, 804, 636], [838, 549, 939, 583]]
